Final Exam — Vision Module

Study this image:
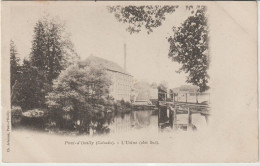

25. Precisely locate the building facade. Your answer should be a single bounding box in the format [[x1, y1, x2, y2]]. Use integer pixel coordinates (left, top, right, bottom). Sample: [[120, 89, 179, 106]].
[[107, 70, 133, 101], [83, 55, 133, 102]]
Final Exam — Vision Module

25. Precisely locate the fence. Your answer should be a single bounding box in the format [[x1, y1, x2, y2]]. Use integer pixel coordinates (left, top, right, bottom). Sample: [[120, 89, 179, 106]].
[[157, 89, 210, 130]]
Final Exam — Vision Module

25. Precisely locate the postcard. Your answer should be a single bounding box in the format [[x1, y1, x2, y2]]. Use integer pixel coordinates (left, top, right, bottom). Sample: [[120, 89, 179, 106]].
[[1, 1, 258, 163]]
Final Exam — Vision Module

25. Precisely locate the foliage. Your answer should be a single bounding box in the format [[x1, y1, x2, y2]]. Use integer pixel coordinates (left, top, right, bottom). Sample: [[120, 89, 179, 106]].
[[11, 106, 22, 126], [168, 8, 209, 92], [22, 109, 46, 118], [108, 5, 210, 92], [30, 16, 79, 84], [11, 59, 48, 109], [11, 106, 22, 117], [158, 81, 168, 92], [11, 15, 79, 110], [10, 40, 20, 94], [46, 63, 112, 133], [108, 5, 178, 34], [118, 99, 132, 110]]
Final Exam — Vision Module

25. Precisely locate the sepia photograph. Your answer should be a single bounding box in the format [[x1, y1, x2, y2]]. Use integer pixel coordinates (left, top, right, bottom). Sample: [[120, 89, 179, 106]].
[[1, 1, 258, 163]]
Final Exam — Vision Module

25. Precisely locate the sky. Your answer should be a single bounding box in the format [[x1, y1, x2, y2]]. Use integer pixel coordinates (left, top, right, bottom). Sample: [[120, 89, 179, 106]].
[[6, 3, 192, 89]]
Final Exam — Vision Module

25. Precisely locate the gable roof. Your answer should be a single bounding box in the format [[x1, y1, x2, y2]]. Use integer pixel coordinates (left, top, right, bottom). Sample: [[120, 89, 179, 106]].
[[172, 85, 199, 93], [81, 55, 132, 76]]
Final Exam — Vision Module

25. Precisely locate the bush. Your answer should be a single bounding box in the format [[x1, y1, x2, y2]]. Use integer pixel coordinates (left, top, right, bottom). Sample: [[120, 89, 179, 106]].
[[11, 106, 22, 116], [11, 106, 22, 126], [22, 109, 46, 118], [46, 63, 113, 134]]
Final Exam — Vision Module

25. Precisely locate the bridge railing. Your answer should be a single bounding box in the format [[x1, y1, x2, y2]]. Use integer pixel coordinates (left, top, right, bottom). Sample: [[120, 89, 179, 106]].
[[157, 89, 210, 130], [171, 92, 210, 104], [158, 89, 210, 104]]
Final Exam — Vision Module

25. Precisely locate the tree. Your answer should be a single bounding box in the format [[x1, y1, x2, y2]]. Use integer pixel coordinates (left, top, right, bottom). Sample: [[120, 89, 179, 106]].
[[108, 5, 178, 34], [10, 40, 47, 109], [11, 59, 46, 109], [46, 63, 112, 134], [108, 5, 209, 92], [12, 15, 79, 110], [168, 8, 209, 92], [10, 40, 20, 91], [158, 81, 168, 92], [11, 15, 79, 111], [30, 16, 78, 84]]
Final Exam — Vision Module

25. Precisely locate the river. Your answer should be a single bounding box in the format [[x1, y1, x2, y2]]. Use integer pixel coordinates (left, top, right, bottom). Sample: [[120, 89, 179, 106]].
[[107, 110, 208, 135], [12, 109, 208, 135]]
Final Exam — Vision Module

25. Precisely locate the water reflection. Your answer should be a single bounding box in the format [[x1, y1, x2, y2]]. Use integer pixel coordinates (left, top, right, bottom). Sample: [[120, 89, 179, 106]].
[[12, 109, 208, 135], [109, 109, 208, 134], [130, 111, 152, 128], [109, 110, 157, 134]]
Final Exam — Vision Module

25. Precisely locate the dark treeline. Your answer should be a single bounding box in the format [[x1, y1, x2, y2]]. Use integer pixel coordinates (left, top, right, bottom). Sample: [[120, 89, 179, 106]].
[[10, 15, 131, 135], [11, 16, 78, 110]]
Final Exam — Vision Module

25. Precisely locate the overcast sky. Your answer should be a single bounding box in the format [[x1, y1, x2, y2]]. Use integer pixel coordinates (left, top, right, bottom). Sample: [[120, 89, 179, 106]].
[[7, 3, 192, 89]]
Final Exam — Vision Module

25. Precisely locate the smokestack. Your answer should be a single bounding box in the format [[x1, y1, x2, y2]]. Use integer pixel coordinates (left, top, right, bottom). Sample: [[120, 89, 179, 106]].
[[124, 43, 126, 71]]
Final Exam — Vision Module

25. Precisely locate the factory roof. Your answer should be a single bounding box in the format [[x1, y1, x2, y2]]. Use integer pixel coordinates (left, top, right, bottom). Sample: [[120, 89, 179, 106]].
[[80, 55, 132, 76]]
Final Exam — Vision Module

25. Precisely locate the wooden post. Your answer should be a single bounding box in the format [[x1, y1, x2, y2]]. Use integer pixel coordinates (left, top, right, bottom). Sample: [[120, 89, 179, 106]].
[[188, 107, 192, 127], [158, 105, 160, 127], [169, 106, 173, 129], [196, 93, 198, 103], [158, 88, 160, 128], [173, 107, 177, 130]]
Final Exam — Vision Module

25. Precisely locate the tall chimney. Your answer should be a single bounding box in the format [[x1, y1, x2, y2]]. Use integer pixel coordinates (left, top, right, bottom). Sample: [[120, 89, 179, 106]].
[[124, 43, 126, 71]]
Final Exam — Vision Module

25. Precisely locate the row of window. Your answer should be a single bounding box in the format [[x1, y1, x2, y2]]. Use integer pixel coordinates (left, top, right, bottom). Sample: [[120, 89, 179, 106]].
[[111, 84, 132, 91]]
